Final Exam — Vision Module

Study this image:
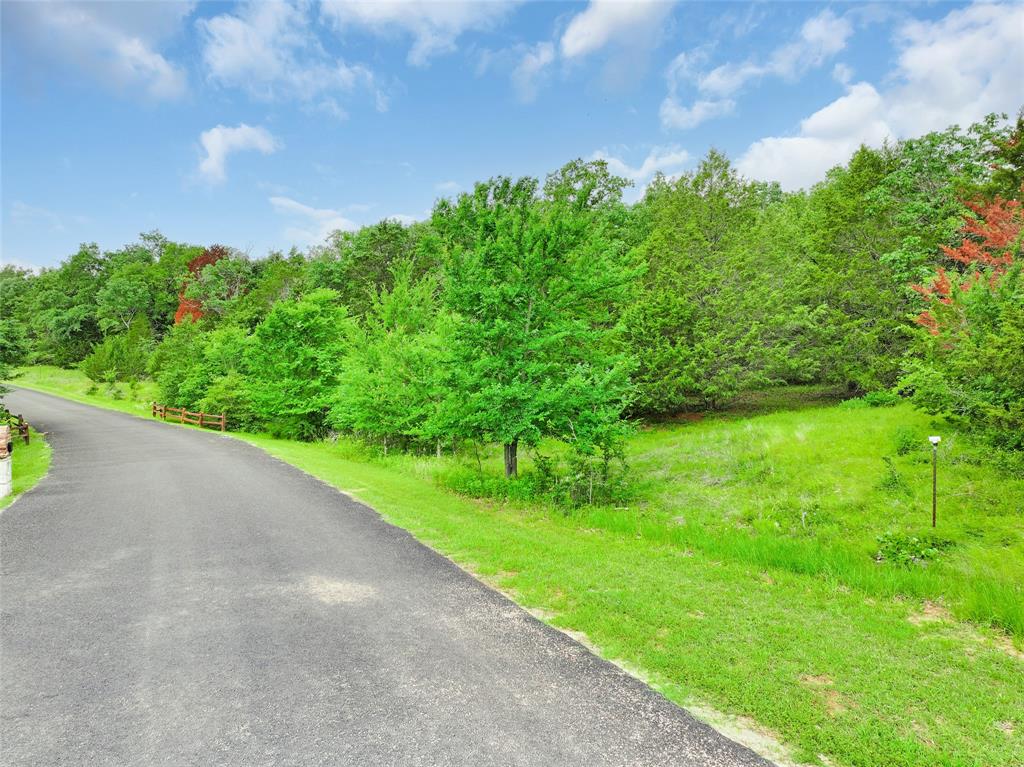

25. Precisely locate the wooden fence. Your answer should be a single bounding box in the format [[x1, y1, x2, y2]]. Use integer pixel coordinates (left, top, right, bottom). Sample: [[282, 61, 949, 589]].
[[151, 403, 226, 432], [2, 412, 30, 446]]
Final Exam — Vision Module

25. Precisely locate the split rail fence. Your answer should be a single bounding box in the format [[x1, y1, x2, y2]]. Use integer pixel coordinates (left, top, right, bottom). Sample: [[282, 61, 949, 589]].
[[151, 403, 226, 432], [2, 412, 30, 446]]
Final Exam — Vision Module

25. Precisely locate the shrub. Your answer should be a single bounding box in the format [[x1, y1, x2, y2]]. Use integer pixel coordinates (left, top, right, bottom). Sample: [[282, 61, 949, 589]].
[[875, 532, 953, 567], [198, 373, 263, 432], [80, 318, 152, 383], [893, 426, 921, 456]]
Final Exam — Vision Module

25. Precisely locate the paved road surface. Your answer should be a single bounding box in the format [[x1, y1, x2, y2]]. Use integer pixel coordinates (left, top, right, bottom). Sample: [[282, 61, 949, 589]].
[[1, 388, 772, 767]]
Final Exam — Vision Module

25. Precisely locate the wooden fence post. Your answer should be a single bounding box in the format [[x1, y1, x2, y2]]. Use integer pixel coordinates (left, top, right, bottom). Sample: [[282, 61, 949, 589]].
[[220, 413, 226, 432], [199, 412, 205, 428]]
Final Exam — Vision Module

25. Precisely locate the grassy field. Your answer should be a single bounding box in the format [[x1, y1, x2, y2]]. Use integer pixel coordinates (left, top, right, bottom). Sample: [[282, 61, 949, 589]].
[[9, 366, 1024, 767], [0, 427, 51, 511]]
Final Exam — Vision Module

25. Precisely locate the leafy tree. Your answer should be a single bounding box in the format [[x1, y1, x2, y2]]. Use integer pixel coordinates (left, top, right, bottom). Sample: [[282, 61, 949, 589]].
[[96, 268, 153, 333], [245, 289, 349, 439], [624, 151, 790, 412], [182, 249, 253, 320], [903, 196, 1024, 447], [81, 316, 153, 382], [27, 244, 104, 365], [303, 220, 439, 316], [434, 164, 635, 477], [150, 319, 207, 406], [330, 261, 445, 452]]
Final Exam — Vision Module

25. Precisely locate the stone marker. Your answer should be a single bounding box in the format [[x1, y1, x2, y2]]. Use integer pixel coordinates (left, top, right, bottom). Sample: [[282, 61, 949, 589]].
[[0, 424, 11, 499]]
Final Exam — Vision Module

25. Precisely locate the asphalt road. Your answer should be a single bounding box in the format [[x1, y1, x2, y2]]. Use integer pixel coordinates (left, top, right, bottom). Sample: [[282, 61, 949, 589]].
[[0, 388, 773, 767]]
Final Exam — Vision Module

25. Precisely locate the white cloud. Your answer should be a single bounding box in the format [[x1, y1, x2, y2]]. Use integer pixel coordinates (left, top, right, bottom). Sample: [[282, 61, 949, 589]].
[[4, 1, 189, 100], [661, 9, 853, 130], [737, 83, 889, 190], [198, 124, 280, 183], [198, 1, 382, 112], [560, 0, 676, 59], [435, 180, 461, 193], [10, 201, 66, 232], [737, 3, 1024, 190], [660, 98, 735, 130], [270, 196, 358, 245], [320, 1, 516, 66], [511, 42, 555, 102], [590, 144, 690, 199], [832, 62, 853, 85]]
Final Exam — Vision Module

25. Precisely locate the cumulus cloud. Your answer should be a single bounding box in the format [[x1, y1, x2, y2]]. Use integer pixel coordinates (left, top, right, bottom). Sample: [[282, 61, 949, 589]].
[[3, 1, 190, 100], [590, 145, 690, 200], [560, 0, 676, 60], [269, 196, 358, 245], [198, 1, 383, 114], [320, 1, 516, 66], [661, 9, 852, 130], [198, 124, 280, 183], [737, 3, 1024, 190]]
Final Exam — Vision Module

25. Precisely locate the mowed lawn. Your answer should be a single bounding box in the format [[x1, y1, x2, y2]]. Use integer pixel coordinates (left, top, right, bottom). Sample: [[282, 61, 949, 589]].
[[11, 368, 1024, 767], [0, 427, 50, 511]]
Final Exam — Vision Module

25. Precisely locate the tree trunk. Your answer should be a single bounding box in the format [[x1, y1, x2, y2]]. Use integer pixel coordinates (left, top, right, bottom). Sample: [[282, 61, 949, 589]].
[[503, 439, 518, 479]]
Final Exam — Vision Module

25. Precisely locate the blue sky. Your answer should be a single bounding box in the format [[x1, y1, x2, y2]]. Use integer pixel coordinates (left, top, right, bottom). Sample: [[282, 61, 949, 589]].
[[2, 1, 1021, 268]]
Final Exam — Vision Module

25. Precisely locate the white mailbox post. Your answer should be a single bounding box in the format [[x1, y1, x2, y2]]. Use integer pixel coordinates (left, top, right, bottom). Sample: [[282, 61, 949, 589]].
[[0, 424, 11, 500]]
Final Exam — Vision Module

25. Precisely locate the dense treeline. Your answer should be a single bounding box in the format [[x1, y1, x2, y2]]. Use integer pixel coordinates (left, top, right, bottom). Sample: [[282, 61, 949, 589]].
[[2, 112, 1022, 489]]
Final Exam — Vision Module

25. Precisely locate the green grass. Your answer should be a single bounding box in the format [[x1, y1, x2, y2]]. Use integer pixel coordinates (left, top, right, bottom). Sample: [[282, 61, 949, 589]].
[[0, 428, 51, 511], [10, 367, 1024, 767], [11, 365, 158, 419]]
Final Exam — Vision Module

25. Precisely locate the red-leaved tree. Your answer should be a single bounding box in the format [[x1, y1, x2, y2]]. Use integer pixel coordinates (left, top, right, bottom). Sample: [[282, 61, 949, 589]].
[[912, 195, 1022, 334], [174, 245, 228, 324]]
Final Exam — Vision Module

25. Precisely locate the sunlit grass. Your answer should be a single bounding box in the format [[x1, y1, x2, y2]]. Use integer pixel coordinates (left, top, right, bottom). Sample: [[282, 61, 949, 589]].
[[0, 428, 51, 511], [11, 367, 1024, 766]]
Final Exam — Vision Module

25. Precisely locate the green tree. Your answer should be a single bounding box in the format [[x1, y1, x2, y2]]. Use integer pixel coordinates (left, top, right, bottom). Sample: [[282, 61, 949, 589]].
[[330, 261, 445, 452], [434, 165, 635, 477], [624, 151, 791, 413], [245, 289, 349, 439]]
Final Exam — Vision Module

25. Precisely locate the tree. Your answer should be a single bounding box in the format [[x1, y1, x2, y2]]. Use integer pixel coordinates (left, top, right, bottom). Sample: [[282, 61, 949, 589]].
[[903, 195, 1024, 447], [182, 249, 253, 320], [303, 220, 439, 317], [330, 261, 445, 452], [434, 165, 635, 477], [96, 269, 152, 333], [624, 151, 792, 413], [245, 289, 349, 439]]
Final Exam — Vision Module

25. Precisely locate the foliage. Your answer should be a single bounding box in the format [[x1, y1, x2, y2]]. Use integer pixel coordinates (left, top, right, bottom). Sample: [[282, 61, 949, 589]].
[[80, 317, 152, 382], [433, 163, 636, 476], [329, 260, 445, 450], [875, 532, 953, 567], [245, 289, 349, 440], [904, 195, 1024, 448]]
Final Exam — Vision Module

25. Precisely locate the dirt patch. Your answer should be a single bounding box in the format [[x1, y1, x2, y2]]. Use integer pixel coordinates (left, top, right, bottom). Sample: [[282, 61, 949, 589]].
[[995, 720, 1016, 736], [993, 634, 1024, 661], [799, 674, 851, 716], [908, 600, 954, 625], [304, 576, 376, 605]]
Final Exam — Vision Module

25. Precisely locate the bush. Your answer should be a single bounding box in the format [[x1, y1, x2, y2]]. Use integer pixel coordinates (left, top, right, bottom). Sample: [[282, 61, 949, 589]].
[[839, 390, 901, 410], [893, 426, 921, 456], [80, 318, 152, 383], [875, 531, 953, 567], [197, 373, 263, 432]]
